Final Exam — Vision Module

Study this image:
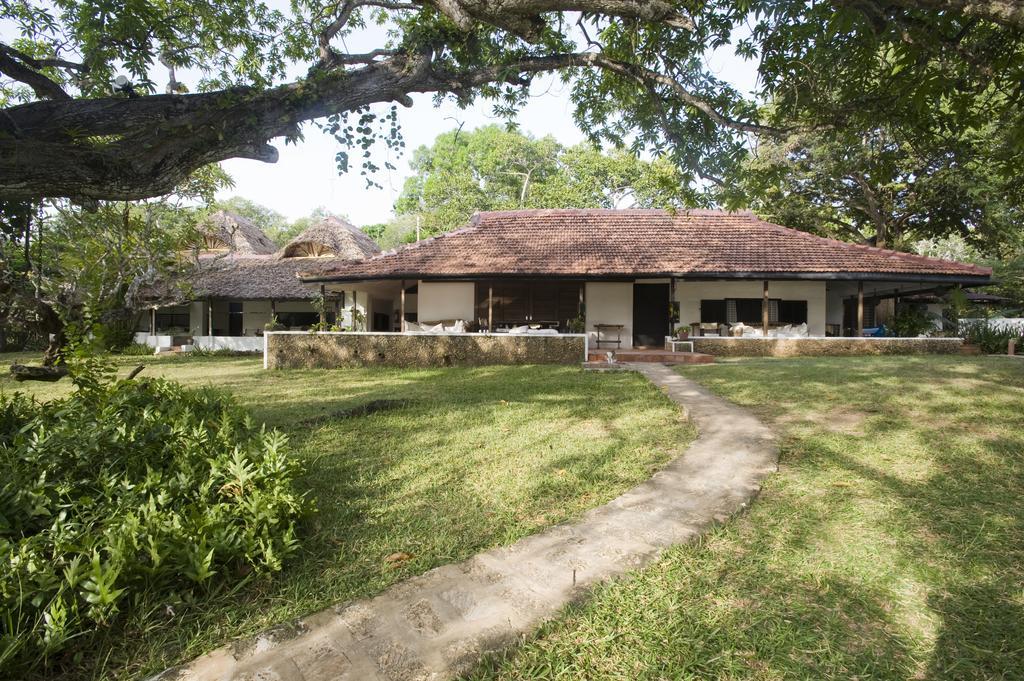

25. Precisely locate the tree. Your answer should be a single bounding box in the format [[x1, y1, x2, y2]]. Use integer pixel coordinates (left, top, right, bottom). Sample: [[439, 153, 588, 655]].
[[394, 125, 692, 235], [729, 123, 1023, 251], [0, 168, 230, 363], [2, 1, 1019, 204]]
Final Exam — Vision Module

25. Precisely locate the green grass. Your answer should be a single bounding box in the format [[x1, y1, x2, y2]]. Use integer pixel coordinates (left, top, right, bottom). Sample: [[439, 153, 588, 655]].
[[469, 356, 1024, 680], [0, 352, 691, 681]]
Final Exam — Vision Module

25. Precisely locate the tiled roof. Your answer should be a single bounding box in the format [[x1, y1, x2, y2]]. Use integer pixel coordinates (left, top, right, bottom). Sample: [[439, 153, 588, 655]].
[[303, 209, 992, 282]]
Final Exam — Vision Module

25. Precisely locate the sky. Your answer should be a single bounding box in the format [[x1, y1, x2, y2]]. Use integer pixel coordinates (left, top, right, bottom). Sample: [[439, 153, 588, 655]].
[[216, 11, 762, 227]]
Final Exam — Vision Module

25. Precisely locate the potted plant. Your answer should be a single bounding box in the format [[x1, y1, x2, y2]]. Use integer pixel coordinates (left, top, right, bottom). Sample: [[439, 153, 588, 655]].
[[264, 315, 286, 332], [675, 324, 689, 340]]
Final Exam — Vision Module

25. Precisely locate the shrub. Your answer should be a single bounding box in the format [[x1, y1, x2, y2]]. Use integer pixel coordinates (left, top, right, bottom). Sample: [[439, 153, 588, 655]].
[[960, 320, 1024, 354], [887, 306, 937, 338], [0, 368, 310, 670], [114, 341, 154, 356]]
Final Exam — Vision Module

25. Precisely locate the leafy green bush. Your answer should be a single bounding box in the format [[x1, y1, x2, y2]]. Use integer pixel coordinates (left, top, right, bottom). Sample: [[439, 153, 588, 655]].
[[887, 305, 937, 337], [960, 321, 1024, 353], [0, 369, 310, 670], [186, 346, 257, 357], [114, 341, 154, 355]]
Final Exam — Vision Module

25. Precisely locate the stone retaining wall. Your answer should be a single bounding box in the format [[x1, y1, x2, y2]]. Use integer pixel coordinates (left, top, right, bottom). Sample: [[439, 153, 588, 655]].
[[265, 332, 587, 368], [691, 337, 963, 357]]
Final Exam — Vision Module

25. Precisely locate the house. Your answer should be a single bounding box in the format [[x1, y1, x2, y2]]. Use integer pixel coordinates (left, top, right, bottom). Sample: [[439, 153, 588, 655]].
[[296, 209, 992, 350], [136, 211, 381, 351]]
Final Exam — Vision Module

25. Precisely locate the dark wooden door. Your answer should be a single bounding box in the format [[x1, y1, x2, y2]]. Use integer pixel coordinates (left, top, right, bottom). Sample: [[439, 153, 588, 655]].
[[633, 284, 670, 347]]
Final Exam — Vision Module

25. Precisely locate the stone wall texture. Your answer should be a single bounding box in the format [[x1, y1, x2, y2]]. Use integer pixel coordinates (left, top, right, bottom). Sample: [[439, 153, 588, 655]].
[[691, 337, 963, 357], [266, 332, 586, 368]]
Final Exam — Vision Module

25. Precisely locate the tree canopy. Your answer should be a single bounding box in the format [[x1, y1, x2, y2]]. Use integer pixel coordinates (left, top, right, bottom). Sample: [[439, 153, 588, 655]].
[[1, 0, 1021, 204], [394, 125, 692, 234], [727, 122, 1023, 252]]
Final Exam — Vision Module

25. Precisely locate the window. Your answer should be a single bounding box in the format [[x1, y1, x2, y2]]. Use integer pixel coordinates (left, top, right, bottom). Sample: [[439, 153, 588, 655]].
[[155, 312, 189, 330], [704, 298, 807, 325], [779, 300, 808, 324], [277, 312, 320, 328], [475, 281, 583, 330], [700, 299, 727, 324], [727, 298, 776, 324]]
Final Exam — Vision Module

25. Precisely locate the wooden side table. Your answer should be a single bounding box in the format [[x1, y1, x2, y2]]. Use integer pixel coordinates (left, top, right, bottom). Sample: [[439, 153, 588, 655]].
[[594, 324, 624, 349]]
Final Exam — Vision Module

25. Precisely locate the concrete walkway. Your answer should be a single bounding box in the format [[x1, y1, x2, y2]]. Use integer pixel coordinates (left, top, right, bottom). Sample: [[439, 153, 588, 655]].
[[153, 364, 778, 681]]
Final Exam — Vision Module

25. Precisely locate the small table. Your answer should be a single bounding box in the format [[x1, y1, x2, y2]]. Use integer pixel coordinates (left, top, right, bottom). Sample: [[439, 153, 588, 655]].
[[664, 337, 694, 353], [594, 324, 624, 349]]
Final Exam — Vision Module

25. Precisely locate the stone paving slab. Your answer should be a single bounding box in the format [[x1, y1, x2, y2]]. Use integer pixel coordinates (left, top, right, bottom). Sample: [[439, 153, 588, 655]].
[[151, 364, 778, 681]]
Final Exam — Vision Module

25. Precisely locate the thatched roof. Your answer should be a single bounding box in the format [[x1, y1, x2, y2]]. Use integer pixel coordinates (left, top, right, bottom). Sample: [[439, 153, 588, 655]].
[[199, 210, 278, 256], [189, 255, 347, 300], [280, 216, 381, 259]]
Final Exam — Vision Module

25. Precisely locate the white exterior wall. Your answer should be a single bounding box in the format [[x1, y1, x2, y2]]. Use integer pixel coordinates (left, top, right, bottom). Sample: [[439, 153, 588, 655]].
[[417, 281, 475, 322], [585, 282, 634, 349], [676, 280, 827, 336]]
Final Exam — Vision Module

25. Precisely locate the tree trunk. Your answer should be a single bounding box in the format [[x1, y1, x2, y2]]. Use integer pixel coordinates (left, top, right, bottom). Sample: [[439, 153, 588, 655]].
[[39, 303, 65, 367]]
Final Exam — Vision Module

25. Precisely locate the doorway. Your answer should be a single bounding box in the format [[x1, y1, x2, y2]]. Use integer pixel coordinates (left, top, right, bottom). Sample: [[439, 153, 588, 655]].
[[228, 302, 243, 336], [633, 283, 670, 347]]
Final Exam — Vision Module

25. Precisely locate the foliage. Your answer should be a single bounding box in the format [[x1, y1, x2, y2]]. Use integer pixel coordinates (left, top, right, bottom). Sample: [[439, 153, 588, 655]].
[[729, 125, 1023, 251], [0, 364, 309, 672], [0, 168, 231, 362], [0, 355, 688, 680], [264, 316, 287, 332], [113, 342, 154, 357], [395, 125, 694, 236], [960, 320, 1024, 353], [886, 305, 937, 338], [4, 0, 1024, 208]]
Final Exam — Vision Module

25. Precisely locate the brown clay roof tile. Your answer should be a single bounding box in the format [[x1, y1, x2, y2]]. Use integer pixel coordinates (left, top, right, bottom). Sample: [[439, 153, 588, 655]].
[[303, 209, 990, 282]]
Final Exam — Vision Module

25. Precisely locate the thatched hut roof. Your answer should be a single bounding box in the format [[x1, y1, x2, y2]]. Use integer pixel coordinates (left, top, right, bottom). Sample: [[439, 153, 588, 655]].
[[189, 255, 347, 300], [199, 210, 278, 255], [280, 216, 380, 259]]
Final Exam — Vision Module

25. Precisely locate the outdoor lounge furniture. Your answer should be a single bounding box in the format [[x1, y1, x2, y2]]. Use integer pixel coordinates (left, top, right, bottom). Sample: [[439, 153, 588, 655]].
[[594, 324, 624, 348]]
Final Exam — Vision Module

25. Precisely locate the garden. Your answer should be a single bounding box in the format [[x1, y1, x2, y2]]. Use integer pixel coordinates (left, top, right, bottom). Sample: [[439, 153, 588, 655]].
[[0, 353, 689, 680]]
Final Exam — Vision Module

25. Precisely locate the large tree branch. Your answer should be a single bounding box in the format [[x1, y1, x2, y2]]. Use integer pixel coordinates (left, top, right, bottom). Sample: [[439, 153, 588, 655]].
[[0, 44, 70, 101], [846, 0, 1024, 29], [425, 0, 694, 40], [0, 46, 767, 201]]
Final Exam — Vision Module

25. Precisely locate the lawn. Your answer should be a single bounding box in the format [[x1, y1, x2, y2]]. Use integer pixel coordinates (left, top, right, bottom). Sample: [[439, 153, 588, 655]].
[[0, 352, 691, 681], [470, 356, 1024, 680]]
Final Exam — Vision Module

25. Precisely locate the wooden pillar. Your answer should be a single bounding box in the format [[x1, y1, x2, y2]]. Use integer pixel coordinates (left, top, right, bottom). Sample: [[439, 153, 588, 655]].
[[351, 291, 357, 331], [762, 280, 769, 336], [487, 284, 494, 332], [208, 300, 213, 336], [319, 284, 327, 325], [150, 307, 156, 334], [399, 280, 406, 332], [857, 281, 864, 336], [270, 299, 276, 321]]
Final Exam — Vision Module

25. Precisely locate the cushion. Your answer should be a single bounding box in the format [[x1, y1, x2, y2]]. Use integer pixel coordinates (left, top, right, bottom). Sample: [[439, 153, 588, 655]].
[[443, 319, 466, 333], [404, 321, 425, 333], [508, 325, 531, 334]]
